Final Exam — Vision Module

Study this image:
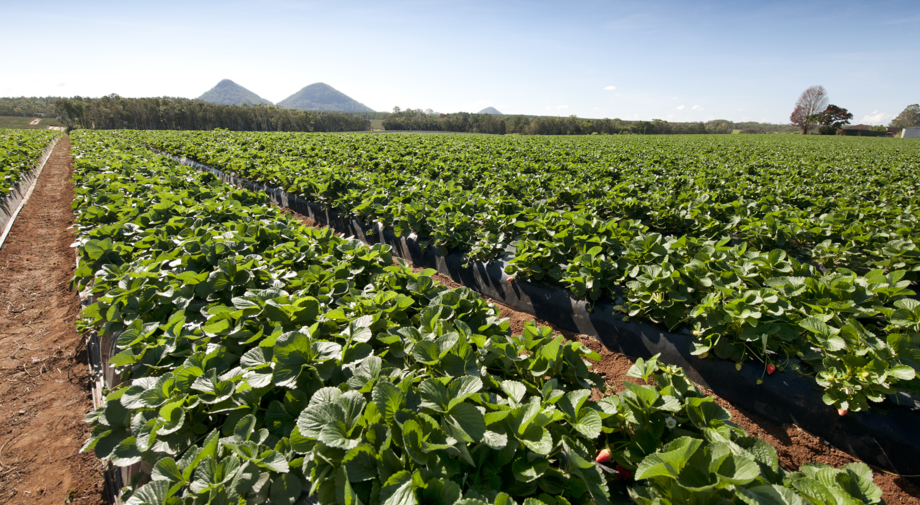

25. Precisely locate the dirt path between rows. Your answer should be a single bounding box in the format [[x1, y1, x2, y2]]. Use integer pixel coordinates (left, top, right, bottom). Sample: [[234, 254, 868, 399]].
[[0, 137, 106, 505]]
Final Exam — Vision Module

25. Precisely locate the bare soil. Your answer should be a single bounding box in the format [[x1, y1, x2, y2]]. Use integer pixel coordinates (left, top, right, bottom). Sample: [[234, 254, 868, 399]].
[[0, 137, 106, 505]]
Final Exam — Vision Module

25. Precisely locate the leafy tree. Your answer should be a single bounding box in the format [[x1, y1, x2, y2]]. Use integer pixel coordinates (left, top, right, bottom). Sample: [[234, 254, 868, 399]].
[[889, 103, 920, 129], [813, 104, 853, 134], [790, 85, 828, 134]]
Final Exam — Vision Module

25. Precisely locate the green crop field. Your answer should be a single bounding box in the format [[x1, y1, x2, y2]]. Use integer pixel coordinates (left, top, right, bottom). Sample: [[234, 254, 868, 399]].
[[119, 130, 920, 413], [69, 130, 911, 505], [0, 116, 63, 129]]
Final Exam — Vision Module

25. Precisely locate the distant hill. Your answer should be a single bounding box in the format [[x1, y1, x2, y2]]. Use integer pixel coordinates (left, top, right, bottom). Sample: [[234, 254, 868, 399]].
[[278, 83, 374, 112], [198, 79, 272, 106], [478, 107, 502, 115]]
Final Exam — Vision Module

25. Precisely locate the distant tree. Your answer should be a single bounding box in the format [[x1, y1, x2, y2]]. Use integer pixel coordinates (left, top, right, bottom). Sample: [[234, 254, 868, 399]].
[[790, 85, 828, 134], [814, 104, 853, 134], [889, 104, 920, 129]]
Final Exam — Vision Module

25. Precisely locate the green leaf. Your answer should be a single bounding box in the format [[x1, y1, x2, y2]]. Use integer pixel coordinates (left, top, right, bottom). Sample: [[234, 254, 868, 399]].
[[380, 470, 417, 505], [151, 457, 184, 482], [411, 340, 440, 365], [335, 466, 364, 505], [635, 437, 703, 480], [501, 380, 527, 405], [124, 480, 170, 505], [418, 379, 451, 413], [889, 365, 916, 381], [716, 453, 762, 485], [343, 445, 378, 482], [737, 484, 807, 505], [418, 478, 462, 505], [202, 318, 231, 336], [297, 402, 346, 439], [572, 408, 602, 439], [512, 456, 549, 482], [448, 402, 486, 442], [158, 399, 186, 435], [111, 437, 143, 467], [373, 381, 406, 423], [269, 473, 304, 505]]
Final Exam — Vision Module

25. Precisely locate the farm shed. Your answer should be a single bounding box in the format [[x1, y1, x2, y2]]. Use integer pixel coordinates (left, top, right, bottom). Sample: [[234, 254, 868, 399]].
[[902, 127, 920, 138]]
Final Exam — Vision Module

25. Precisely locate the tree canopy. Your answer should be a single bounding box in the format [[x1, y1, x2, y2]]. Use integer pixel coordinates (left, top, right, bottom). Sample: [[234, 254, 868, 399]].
[[814, 104, 853, 134], [54, 95, 370, 132], [790, 85, 828, 134], [889, 104, 920, 129]]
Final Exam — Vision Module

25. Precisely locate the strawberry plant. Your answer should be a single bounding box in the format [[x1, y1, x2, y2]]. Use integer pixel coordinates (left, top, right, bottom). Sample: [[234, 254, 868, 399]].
[[0, 129, 60, 197]]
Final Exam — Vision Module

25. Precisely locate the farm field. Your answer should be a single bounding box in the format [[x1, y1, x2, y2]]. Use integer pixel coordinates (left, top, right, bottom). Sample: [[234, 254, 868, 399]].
[[0, 129, 918, 504], [124, 130, 920, 416], [0, 116, 64, 129]]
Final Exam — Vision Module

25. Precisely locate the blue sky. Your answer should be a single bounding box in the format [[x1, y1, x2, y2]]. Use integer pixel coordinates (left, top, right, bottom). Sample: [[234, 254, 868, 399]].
[[1, 0, 917, 124]]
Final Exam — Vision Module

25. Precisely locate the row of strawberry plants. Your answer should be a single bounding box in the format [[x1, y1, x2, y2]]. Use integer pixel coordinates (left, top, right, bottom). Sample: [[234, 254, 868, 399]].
[[125, 131, 920, 275], [73, 129, 883, 505], [0, 128, 60, 197], [121, 130, 920, 414]]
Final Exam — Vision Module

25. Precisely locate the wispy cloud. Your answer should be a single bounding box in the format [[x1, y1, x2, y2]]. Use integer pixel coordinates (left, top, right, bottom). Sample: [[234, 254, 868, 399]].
[[692, 105, 704, 111], [604, 85, 616, 91], [556, 105, 568, 109], [676, 105, 685, 110], [859, 110, 891, 124]]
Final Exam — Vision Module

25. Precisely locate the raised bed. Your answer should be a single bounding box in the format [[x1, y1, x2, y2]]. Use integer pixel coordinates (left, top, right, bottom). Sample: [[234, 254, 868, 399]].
[[0, 137, 58, 250], [164, 151, 920, 476]]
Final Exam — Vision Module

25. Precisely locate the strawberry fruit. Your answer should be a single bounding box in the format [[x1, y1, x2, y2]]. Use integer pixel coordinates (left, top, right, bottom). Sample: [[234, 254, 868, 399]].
[[837, 408, 847, 416], [615, 464, 633, 479], [595, 448, 612, 463], [766, 364, 776, 375]]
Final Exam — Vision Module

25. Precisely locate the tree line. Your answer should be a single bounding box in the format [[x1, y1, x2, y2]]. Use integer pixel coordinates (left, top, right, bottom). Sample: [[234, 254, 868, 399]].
[[54, 95, 371, 132], [382, 108, 798, 135], [0, 96, 60, 117]]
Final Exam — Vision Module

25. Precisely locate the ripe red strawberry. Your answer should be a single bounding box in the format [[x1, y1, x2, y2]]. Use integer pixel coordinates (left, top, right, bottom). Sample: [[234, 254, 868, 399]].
[[615, 464, 633, 479], [766, 364, 776, 375], [837, 408, 847, 416], [595, 449, 612, 463]]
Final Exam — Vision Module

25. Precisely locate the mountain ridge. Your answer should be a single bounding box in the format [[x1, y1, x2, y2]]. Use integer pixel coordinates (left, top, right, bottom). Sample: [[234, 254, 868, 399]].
[[198, 79, 273, 106], [278, 83, 375, 112]]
